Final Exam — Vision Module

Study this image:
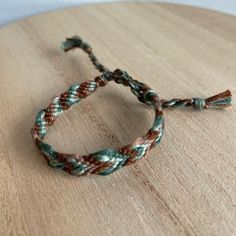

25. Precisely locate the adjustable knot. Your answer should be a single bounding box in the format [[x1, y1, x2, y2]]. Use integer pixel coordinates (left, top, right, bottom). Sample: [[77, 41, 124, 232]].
[[142, 89, 159, 107], [112, 69, 133, 85], [192, 98, 206, 110], [111, 69, 140, 94]]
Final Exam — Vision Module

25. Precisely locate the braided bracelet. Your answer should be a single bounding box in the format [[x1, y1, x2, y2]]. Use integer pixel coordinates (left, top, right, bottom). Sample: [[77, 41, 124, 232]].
[[32, 36, 232, 176]]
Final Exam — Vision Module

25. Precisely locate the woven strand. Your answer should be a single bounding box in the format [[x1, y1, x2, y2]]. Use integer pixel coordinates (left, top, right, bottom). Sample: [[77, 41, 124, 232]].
[[32, 35, 232, 176]]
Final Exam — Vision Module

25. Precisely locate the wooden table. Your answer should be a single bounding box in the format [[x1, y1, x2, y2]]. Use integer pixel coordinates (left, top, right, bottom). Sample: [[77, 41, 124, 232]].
[[0, 2, 235, 236]]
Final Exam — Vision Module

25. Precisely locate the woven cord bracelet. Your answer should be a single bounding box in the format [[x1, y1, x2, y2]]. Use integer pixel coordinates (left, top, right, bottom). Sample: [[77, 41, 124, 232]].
[[32, 35, 232, 176]]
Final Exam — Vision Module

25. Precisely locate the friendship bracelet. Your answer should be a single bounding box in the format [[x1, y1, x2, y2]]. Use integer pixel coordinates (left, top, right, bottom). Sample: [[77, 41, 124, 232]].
[[32, 35, 232, 176]]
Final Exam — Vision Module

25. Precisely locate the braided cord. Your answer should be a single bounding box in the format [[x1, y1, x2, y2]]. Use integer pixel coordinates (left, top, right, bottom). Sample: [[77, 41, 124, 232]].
[[32, 35, 232, 176], [32, 69, 163, 176]]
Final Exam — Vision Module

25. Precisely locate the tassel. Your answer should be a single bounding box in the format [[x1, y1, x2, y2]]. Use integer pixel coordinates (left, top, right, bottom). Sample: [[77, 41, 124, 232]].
[[205, 90, 232, 109], [193, 90, 232, 109], [61, 36, 81, 52], [61, 35, 91, 52]]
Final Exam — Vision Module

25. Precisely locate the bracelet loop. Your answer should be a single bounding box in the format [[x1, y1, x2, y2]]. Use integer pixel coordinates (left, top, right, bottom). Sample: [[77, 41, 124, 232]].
[[32, 69, 163, 176], [32, 35, 232, 176]]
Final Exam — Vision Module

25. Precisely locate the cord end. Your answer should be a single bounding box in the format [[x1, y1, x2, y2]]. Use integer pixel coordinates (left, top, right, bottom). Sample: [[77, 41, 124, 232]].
[[205, 90, 232, 109], [193, 90, 232, 110], [60, 35, 83, 52]]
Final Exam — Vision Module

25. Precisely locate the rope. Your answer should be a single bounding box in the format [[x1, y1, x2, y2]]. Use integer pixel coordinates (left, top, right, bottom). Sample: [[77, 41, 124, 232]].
[[32, 35, 232, 176]]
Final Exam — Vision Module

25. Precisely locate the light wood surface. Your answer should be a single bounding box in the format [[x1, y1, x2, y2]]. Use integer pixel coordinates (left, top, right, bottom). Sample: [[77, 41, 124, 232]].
[[0, 2, 235, 236]]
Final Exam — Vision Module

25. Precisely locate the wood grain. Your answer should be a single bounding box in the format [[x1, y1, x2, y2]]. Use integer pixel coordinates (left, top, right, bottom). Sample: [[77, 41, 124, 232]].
[[0, 2, 235, 236]]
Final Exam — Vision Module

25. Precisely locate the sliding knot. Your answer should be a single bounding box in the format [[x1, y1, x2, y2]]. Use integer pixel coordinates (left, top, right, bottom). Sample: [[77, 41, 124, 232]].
[[143, 89, 159, 107], [192, 98, 206, 110], [112, 69, 133, 85]]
